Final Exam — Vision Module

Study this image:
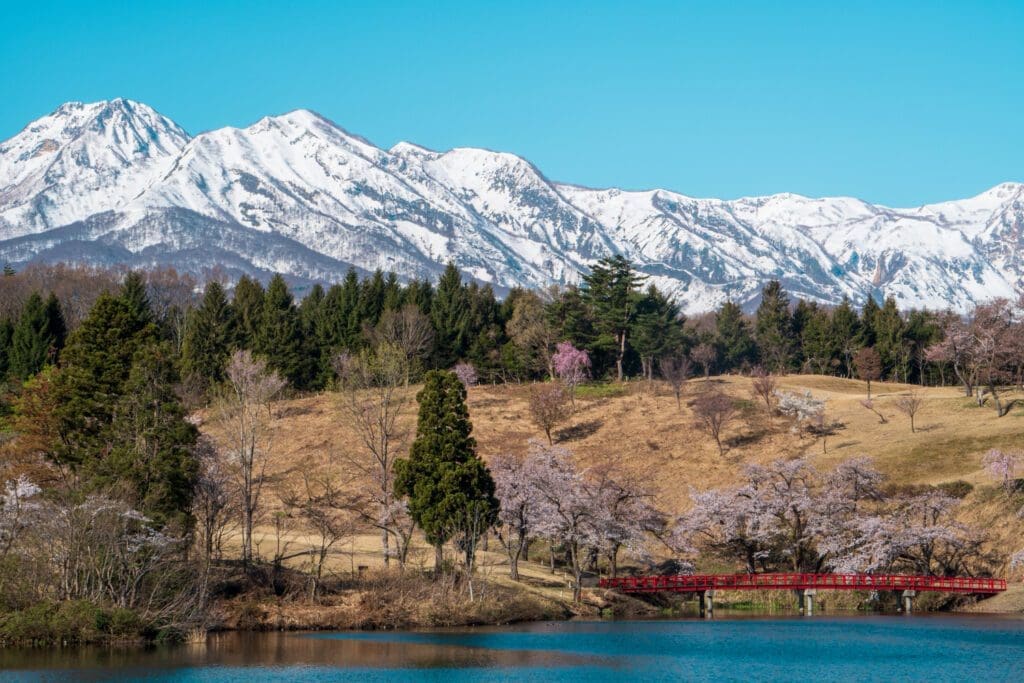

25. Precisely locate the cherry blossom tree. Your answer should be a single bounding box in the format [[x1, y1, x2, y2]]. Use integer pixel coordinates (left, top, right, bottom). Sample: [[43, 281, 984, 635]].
[[453, 361, 479, 387], [895, 391, 924, 432], [750, 367, 777, 422], [691, 343, 717, 381], [551, 342, 590, 409], [983, 449, 1021, 494], [659, 354, 692, 409], [491, 449, 546, 581], [528, 383, 570, 445]]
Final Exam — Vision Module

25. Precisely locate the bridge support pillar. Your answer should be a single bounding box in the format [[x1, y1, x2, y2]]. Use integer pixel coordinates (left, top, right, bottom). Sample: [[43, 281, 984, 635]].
[[901, 590, 916, 614], [801, 589, 816, 616], [699, 590, 715, 618]]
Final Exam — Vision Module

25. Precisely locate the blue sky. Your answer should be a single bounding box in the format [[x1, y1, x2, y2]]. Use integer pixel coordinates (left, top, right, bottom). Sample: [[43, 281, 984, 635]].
[[2, 1, 1021, 206]]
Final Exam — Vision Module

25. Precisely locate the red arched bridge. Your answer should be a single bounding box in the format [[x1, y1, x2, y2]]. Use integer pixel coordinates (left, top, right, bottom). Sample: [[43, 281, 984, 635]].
[[598, 573, 1007, 615]]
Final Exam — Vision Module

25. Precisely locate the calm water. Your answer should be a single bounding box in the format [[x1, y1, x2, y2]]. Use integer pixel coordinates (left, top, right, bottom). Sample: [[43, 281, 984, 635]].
[[2, 615, 1023, 682]]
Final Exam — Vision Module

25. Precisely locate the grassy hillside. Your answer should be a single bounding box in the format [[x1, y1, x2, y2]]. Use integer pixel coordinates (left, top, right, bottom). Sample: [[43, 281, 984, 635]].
[[200, 374, 1024, 613]]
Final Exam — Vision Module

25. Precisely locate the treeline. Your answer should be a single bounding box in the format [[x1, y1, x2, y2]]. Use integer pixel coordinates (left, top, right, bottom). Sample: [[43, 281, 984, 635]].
[[5, 258, 1021, 405]]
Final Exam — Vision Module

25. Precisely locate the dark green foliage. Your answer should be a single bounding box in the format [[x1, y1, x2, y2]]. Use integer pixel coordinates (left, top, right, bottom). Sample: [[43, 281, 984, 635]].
[[9, 292, 65, 379], [0, 317, 12, 378], [431, 263, 470, 367], [394, 370, 498, 562], [120, 271, 154, 328], [633, 285, 684, 379], [858, 294, 880, 347], [181, 281, 235, 390], [231, 275, 265, 350], [581, 255, 645, 381], [755, 280, 794, 372], [53, 293, 158, 467], [98, 342, 199, 527], [831, 297, 861, 377], [0, 600, 146, 646], [800, 304, 839, 374], [715, 301, 756, 370], [256, 274, 310, 388], [873, 296, 906, 380]]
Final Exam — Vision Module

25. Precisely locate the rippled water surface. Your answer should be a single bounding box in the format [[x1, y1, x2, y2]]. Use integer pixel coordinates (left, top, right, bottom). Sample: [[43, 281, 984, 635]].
[[3, 614, 1023, 682]]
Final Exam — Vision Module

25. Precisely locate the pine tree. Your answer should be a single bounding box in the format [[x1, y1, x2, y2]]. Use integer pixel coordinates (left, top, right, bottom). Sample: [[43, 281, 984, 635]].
[[831, 297, 861, 377], [120, 271, 154, 328], [232, 275, 265, 350], [257, 274, 309, 388], [0, 317, 14, 379], [383, 271, 403, 312], [801, 305, 839, 374], [54, 293, 159, 467], [299, 284, 327, 389], [359, 270, 387, 329], [858, 294, 880, 347], [755, 281, 794, 372], [582, 255, 644, 381], [9, 293, 53, 379], [632, 285, 684, 380], [97, 342, 199, 528], [394, 370, 498, 571], [873, 296, 905, 381], [181, 281, 235, 390], [715, 301, 757, 371], [431, 263, 470, 367]]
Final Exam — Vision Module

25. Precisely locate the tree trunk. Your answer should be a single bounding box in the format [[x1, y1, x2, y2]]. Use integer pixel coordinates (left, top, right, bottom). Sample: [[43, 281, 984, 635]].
[[434, 543, 444, 576]]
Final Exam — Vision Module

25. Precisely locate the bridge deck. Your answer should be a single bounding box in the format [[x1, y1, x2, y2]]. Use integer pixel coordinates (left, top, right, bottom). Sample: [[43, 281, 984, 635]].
[[599, 573, 1006, 594]]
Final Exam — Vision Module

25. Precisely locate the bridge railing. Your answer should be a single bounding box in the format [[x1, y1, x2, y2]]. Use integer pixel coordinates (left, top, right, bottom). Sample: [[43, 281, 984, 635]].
[[598, 573, 1006, 594]]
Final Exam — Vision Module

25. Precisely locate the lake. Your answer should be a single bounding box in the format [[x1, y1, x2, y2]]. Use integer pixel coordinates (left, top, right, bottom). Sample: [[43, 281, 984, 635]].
[[2, 614, 1023, 682]]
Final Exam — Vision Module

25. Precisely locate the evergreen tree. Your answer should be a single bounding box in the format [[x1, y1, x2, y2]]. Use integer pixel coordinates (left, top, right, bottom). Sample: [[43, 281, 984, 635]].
[[9, 293, 54, 379], [339, 268, 364, 349], [0, 317, 13, 379], [831, 297, 861, 377], [873, 296, 906, 381], [120, 270, 154, 328], [257, 274, 309, 388], [404, 278, 434, 315], [801, 305, 839, 374], [582, 255, 644, 381], [42, 293, 67, 356], [2, 263, 14, 277], [181, 281, 235, 389], [394, 370, 498, 571], [232, 275, 265, 350], [98, 342, 199, 528], [54, 293, 159, 467], [632, 285, 684, 380], [858, 294, 880, 347], [715, 301, 757, 371], [383, 271, 403, 312], [431, 263, 470, 367], [755, 280, 795, 372], [359, 270, 387, 329]]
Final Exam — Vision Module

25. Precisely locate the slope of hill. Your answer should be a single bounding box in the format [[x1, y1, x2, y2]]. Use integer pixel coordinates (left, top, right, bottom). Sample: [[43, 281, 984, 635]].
[[2, 99, 1023, 312]]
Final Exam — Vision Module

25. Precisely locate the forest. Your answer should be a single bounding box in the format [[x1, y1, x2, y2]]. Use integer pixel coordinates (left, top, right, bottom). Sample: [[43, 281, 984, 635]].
[[0, 259, 1022, 643]]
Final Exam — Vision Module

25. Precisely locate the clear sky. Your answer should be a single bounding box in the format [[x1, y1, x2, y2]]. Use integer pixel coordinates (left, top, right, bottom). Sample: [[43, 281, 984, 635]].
[[2, 0, 1021, 207]]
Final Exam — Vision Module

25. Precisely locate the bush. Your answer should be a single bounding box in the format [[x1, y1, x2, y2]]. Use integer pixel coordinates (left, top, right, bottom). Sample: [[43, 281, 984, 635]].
[[0, 600, 146, 645], [937, 480, 974, 499]]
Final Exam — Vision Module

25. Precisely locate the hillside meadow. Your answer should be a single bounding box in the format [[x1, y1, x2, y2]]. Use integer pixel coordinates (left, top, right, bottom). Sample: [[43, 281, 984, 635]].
[[199, 374, 1024, 620]]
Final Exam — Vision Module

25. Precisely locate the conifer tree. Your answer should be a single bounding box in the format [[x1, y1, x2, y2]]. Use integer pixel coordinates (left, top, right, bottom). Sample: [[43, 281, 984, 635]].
[[0, 317, 13, 379], [232, 275, 265, 350], [182, 280, 235, 390], [9, 293, 54, 379], [97, 342, 199, 528], [54, 293, 159, 467], [801, 305, 838, 374], [394, 370, 498, 572], [873, 296, 905, 380], [715, 300, 756, 371], [582, 255, 644, 381], [121, 270, 154, 328], [632, 285, 683, 380], [831, 296, 861, 377], [431, 263, 470, 367], [42, 292, 67, 356], [755, 280, 794, 372], [858, 294, 880, 347], [257, 274, 308, 388]]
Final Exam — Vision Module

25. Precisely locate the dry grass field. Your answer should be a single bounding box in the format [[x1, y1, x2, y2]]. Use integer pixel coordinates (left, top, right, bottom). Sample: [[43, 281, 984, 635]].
[[200, 374, 1024, 615]]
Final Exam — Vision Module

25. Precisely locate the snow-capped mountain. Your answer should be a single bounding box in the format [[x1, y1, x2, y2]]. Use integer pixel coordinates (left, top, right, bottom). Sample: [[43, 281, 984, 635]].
[[1, 99, 1021, 313]]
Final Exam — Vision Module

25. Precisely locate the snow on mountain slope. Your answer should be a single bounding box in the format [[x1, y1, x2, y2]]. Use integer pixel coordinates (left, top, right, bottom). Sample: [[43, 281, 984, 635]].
[[1, 99, 1021, 313], [0, 99, 189, 239]]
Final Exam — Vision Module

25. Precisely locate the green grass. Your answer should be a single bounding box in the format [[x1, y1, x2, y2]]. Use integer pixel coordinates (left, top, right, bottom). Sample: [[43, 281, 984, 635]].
[[575, 383, 629, 400]]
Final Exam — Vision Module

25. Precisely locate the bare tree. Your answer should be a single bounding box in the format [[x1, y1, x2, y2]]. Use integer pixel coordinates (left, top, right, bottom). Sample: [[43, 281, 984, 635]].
[[192, 436, 235, 565], [506, 289, 558, 379], [368, 304, 434, 386], [333, 342, 411, 568], [691, 389, 736, 456], [529, 383, 571, 445], [691, 343, 717, 381], [216, 350, 286, 565], [859, 398, 889, 424], [750, 366, 777, 421], [895, 391, 924, 433], [659, 354, 692, 409], [853, 346, 882, 398]]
